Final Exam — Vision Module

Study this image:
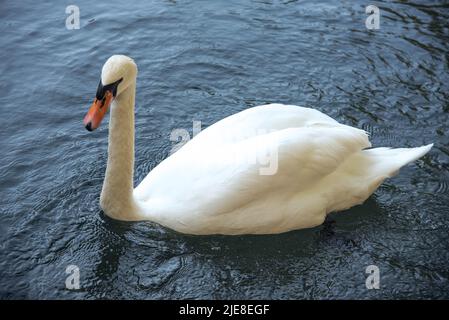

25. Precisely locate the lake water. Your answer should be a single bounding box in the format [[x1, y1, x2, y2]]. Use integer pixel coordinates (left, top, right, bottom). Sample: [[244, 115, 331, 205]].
[[0, 0, 448, 299]]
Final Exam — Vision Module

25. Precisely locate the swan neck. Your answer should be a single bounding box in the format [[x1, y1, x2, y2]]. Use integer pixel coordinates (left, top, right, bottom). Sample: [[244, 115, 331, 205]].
[[100, 81, 140, 220]]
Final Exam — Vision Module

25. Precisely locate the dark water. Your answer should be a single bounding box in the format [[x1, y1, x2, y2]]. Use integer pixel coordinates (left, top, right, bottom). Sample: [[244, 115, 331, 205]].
[[1, 0, 448, 299]]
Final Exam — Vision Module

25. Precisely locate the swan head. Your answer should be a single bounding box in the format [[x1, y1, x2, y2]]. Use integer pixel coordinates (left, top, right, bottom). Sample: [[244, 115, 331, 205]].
[[83, 55, 137, 131]]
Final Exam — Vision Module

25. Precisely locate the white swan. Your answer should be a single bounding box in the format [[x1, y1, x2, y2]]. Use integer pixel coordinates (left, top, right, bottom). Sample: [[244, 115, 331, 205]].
[[83, 55, 432, 235]]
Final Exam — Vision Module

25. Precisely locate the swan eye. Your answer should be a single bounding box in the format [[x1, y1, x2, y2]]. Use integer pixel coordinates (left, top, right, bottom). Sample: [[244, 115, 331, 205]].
[[96, 77, 123, 100]]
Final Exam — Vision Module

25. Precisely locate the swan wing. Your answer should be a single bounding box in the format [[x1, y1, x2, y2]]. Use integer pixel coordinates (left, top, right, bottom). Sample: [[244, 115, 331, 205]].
[[184, 103, 340, 147], [134, 119, 370, 233]]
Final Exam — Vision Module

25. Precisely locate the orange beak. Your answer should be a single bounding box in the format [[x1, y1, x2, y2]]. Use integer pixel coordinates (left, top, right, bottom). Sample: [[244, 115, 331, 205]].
[[83, 90, 113, 131]]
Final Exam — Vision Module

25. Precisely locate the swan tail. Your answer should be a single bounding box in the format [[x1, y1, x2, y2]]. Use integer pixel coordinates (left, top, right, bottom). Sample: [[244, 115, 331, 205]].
[[326, 144, 432, 213], [362, 143, 433, 178]]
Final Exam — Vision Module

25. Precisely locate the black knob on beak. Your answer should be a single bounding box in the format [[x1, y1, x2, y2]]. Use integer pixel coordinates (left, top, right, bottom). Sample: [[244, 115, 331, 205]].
[[85, 122, 93, 131]]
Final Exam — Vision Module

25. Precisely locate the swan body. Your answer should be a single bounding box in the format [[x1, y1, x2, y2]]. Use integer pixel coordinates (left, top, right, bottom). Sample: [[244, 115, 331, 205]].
[[84, 55, 433, 235]]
